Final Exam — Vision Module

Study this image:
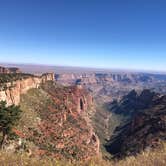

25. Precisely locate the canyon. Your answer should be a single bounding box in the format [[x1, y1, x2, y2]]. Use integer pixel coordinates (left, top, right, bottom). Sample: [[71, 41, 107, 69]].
[[0, 66, 100, 160], [0, 65, 166, 162], [55, 72, 166, 102], [55, 71, 166, 158], [106, 89, 166, 157]]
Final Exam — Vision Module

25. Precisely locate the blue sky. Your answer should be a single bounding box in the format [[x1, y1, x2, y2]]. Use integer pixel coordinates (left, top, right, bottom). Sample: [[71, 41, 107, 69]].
[[0, 0, 166, 71]]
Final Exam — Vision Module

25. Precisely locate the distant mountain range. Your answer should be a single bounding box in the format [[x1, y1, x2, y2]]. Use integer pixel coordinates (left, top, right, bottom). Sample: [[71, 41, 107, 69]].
[[1, 63, 166, 74]]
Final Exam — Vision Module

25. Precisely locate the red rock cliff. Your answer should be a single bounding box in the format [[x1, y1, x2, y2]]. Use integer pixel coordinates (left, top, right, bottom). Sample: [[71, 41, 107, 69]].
[[32, 82, 100, 160]]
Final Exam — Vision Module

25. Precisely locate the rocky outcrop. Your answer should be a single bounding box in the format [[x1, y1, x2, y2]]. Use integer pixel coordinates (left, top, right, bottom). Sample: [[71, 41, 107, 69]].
[[0, 73, 54, 106], [106, 90, 166, 157], [8, 67, 21, 73], [16, 82, 100, 160], [75, 85, 93, 113], [0, 66, 9, 74], [0, 66, 21, 74], [110, 89, 158, 116]]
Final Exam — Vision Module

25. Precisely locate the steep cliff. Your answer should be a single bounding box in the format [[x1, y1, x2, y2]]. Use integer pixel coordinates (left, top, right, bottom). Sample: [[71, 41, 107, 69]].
[[56, 72, 166, 103], [55, 73, 155, 86], [106, 90, 166, 157], [11, 82, 100, 161], [0, 73, 54, 106]]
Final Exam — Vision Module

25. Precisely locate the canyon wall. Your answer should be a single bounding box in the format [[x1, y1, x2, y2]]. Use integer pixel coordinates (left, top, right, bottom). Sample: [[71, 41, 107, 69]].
[[74, 85, 94, 113], [106, 89, 166, 157], [55, 73, 155, 86], [0, 66, 21, 74], [39, 82, 100, 159], [55, 72, 166, 103], [0, 73, 54, 106]]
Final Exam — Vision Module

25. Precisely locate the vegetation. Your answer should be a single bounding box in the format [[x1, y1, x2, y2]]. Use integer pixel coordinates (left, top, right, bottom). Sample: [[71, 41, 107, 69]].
[[0, 80, 165, 165], [0, 143, 165, 165], [17, 85, 98, 160], [0, 73, 34, 84], [0, 101, 22, 148], [92, 102, 124, 159]]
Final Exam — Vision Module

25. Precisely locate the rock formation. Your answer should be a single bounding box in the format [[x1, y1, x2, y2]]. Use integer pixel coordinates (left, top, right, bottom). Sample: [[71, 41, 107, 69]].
[[14, 81, 100, 160], [55, 73, 155, 86], [0, 66, 21, 74], [110, 89, 159, 116], [0, 73, 54, 106], [0, 69, 100, 161], [106, 90, 166, 157], [55, 72, 166, 103], [0, 66, 10, 74]]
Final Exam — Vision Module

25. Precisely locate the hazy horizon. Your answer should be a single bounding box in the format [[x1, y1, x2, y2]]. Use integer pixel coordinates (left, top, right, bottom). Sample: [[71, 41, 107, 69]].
[[1, 62, 166, 75]]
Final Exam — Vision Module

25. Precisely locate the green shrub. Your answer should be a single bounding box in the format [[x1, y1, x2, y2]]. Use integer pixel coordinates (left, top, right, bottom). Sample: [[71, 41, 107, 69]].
[[0, 101, 22, 148]]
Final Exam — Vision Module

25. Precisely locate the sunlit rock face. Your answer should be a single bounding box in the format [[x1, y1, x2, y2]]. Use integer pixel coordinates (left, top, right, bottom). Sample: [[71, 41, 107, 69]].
[[55, 72, 164, 103], [0, 73, 54, 106], [0, 70, 100, 160]]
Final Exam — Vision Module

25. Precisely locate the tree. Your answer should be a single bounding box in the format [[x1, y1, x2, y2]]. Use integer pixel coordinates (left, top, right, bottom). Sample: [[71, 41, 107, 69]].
[[0, 101, 22, 149]]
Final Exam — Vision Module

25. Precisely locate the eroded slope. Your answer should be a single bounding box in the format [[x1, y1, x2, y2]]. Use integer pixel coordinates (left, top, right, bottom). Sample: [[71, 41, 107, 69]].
[[16, 82, 99, 161]]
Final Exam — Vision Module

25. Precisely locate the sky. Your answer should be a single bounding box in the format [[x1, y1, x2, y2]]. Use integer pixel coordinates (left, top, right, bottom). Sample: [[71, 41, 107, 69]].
[[0, 0, 166, 71]]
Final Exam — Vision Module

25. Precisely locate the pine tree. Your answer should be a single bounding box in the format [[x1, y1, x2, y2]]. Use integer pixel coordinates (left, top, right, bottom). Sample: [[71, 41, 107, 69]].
[[0, 101, 22, 148]]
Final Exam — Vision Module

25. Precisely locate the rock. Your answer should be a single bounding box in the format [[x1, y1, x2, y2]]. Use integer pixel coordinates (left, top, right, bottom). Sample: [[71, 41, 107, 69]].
[[0, 66, 21, 74], [0, 73, 54, 106], [106, 90, 166, 158], [27, 82, 100, 160]]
